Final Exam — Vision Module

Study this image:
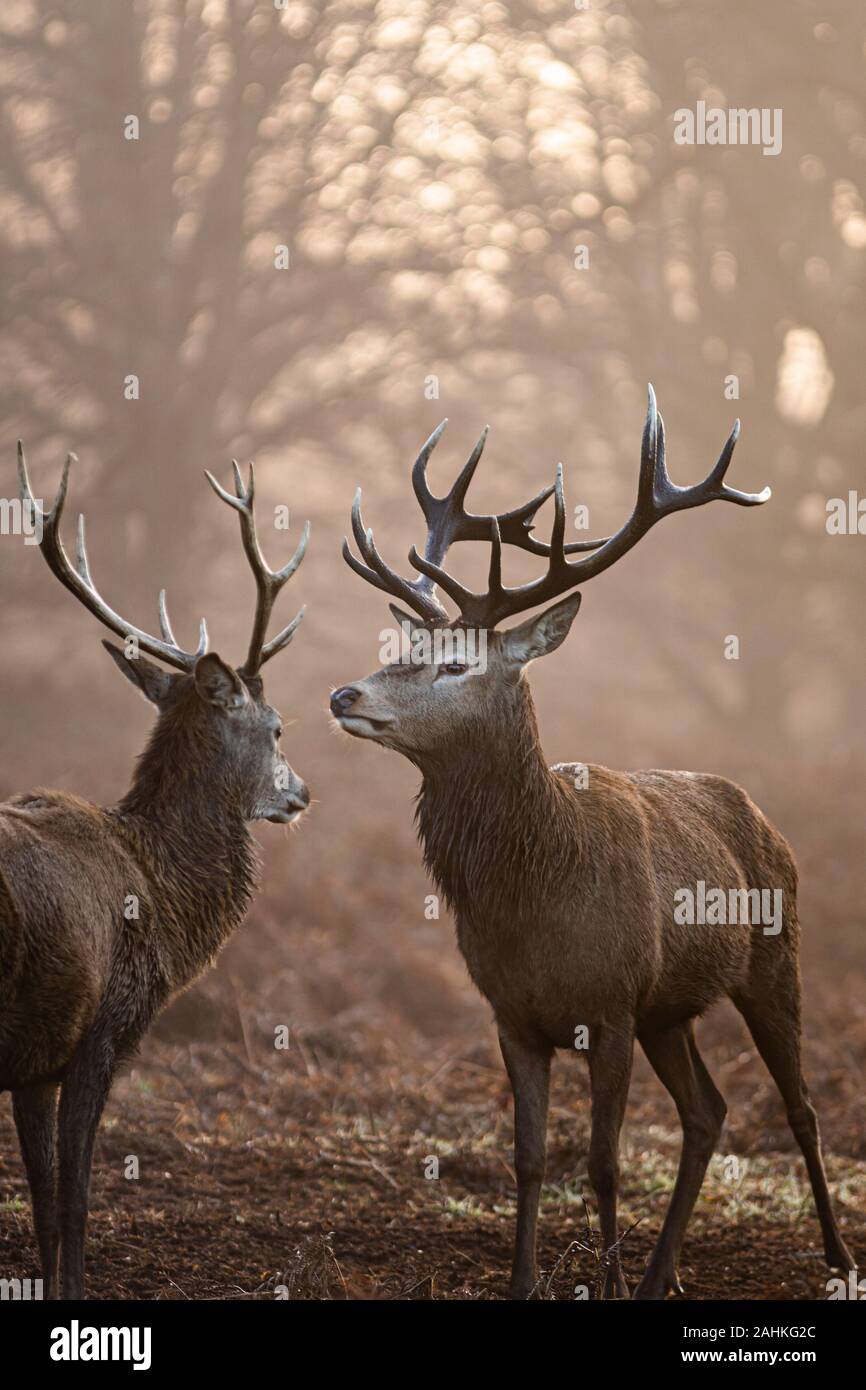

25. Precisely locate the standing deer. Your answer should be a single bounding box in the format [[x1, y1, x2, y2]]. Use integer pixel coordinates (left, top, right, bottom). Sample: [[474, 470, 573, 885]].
[[0, 449, 310, 1299], [331, 388, 856, 1299]]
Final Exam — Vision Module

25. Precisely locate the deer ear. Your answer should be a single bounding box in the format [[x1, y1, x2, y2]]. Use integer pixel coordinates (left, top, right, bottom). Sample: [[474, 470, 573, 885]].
[[102, 641, 177, 708], [502, 591, 582, 667], [194, 653, 246, 710]]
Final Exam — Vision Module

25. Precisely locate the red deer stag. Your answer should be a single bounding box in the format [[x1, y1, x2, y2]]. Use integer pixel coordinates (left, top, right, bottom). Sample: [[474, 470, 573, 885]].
[[331, 387, 855, 1299], [0, 450, 309, 1298]]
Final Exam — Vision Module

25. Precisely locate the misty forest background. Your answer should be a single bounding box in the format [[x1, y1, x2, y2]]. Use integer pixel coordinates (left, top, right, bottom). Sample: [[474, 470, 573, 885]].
[[0, 0, 863, 1298]]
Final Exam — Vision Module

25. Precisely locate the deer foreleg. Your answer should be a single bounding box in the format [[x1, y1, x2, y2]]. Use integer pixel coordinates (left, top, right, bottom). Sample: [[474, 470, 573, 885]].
[[587, 1020, 634, 1299], [499, 1032, 552, 1299]]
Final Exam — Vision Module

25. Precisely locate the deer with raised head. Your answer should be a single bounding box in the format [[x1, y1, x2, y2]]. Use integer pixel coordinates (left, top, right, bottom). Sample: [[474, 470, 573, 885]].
[[0, 450, 310, 1298], [331, 388, 856, 1299]]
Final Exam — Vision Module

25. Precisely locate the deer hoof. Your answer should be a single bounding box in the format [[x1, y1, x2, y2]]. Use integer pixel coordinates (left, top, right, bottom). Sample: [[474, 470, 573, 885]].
[[601, 1267, 630, 1300], [824, 1239, 856, 1273], [509, 1273, 540, 1300], [633, 1266, 684, 1300]]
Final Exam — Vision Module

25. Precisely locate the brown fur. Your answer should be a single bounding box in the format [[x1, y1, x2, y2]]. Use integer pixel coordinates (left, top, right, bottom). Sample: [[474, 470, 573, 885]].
[[0, 654, 308, 1298], [332, 605, 856, 1298]]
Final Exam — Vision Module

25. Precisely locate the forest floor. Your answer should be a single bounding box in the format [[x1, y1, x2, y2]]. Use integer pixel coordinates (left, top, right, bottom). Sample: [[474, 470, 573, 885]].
[[1, 996, 863, 1301]]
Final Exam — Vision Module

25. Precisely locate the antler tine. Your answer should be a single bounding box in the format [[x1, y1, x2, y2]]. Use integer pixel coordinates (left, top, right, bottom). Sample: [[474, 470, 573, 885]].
[[411, 419, 450, 519], [635, 387, 770, 517], [341, 422, 458, 618], [413, 422, 611, 576], [18, 442, 208, 672], [354, 488, 446, 619], [155, 588, 207, 658], [158, 589, 177, 645], [341, 485, 448, 622], [444, 426, 488, 513], [344, 422, 613, 625], [204, 461, 310, 677], [493, 482, 610, 557], [407, 540, 476, 611], [340, 535, 390, 593], [402, 386, 770, 630], [260, 604, 306, 664], [74, 512, 92, 585], [204, 464, 247, 513], [409, 422, 485, 596], [464, 385, 770, 627], [487, 516, 504, 598], [232, 458, 247, 501], [550, 463, 568, 569], [341, 534, 442, 619], [17, 439, 72, 524], [346, 396, 765, 631], [411, 421, 602, 562], [16, 439, 37, 512], [409, 425, 489, 598], [693, 419, 770, 507]]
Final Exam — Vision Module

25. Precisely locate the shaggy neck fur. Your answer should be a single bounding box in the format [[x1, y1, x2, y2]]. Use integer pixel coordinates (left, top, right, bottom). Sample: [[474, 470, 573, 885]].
[[415, 675, 582, 925], [113, 690, 258, 985]]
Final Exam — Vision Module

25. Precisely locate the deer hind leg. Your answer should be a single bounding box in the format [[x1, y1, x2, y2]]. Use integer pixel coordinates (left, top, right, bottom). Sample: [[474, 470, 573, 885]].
[[499, 1032, 552, 1300], [634, 1021, 726, 1301], [586, 1020, 635, 1299], [734, 992, 855, 1274], [12, 1083, 60, 1299]]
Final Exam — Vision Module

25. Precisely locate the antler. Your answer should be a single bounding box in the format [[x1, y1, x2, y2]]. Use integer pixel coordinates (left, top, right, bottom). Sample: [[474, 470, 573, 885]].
[[343, 386, 771, 630], [18, 442, 208, 672], [204, 461, 309, 678], [341, 420, 607, 623]]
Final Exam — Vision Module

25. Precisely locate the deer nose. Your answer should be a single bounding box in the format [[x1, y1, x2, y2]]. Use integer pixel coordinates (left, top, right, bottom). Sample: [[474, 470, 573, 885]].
[[330, 686, 361, 717]]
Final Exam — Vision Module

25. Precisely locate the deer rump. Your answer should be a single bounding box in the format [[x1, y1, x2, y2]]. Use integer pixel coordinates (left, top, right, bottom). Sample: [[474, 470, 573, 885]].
[[0, 792, 161, 1093]]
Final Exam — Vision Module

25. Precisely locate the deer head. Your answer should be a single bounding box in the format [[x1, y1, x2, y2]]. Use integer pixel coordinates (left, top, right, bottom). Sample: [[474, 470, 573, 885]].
[[331, 386, 770, 758], [18, 446, 311, 824]]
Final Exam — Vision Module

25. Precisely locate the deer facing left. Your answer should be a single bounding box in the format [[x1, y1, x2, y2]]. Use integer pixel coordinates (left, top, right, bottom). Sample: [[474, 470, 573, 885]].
[[0, 448, 310, 1299]]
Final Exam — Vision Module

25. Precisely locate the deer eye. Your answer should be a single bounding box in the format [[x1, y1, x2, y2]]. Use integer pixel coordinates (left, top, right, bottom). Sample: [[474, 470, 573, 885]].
[[439, 663, 468, 677]]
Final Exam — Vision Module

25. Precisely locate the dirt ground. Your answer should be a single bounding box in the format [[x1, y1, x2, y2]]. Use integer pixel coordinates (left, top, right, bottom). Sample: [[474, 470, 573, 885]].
[[1, 984, 863, 1301], [1, 756, 863, 1302]]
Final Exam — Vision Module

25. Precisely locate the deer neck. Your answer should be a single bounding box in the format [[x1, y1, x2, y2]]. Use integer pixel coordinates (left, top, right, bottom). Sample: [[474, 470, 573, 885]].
[[415, 677, 578, 924], [113, 710, 257, 982]]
